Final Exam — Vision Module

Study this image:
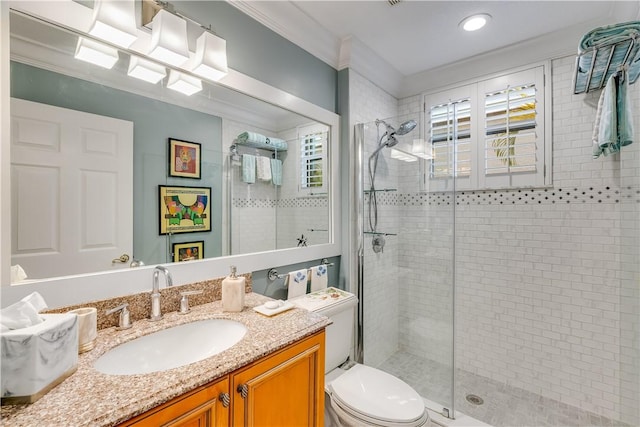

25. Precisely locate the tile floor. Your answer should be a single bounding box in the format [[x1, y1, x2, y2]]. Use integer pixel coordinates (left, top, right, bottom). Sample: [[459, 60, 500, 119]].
[[378, 351, 632, 427]]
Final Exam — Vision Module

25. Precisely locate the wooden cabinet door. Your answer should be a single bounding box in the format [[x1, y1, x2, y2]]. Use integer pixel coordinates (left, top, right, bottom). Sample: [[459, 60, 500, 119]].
[[231, 331, 325, 427], [119, 377, 230, 427]]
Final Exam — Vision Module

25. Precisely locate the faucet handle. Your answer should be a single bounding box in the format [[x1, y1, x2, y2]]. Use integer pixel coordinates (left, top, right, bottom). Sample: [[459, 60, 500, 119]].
[[105, 303, 132, 330], [178, 290, 203, 315]]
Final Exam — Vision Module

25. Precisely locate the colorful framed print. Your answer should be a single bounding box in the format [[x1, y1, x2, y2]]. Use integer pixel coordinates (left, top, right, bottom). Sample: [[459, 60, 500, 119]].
[[172, 241, 204, 262], [169, 138, 201, 179], [159, 185, 211, 235]]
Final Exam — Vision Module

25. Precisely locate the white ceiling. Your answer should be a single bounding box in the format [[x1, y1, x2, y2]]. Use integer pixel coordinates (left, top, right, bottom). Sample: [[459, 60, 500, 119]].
[[292, 1, 622, 76], [231, 1, 640, 96]]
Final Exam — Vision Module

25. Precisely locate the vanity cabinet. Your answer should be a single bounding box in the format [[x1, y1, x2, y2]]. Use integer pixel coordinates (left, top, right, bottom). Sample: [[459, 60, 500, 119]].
[[117, 330, 325, 427], [119, 377, 230, 427], [231, 331, 325, 426]]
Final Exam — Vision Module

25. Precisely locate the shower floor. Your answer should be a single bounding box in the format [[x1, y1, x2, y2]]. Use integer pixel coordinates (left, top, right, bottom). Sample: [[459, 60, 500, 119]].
[[378, 351, 631, 427]]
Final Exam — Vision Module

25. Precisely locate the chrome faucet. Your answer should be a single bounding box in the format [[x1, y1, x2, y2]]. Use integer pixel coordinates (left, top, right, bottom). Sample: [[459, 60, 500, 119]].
[[150, 265, 173, 321]]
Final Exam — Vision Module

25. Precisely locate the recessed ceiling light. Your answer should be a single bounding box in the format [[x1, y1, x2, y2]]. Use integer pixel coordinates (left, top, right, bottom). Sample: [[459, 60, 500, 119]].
[[459, 13, 491, 32]]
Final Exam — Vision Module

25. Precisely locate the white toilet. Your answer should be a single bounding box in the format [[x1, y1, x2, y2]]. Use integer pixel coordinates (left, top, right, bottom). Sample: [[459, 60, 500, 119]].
[[291, 288, 429, 427]]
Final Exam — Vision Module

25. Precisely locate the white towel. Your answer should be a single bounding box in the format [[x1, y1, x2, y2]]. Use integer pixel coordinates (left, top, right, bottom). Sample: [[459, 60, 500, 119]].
[[286, 268, 308, 300], [10, 265, 27, 283], [309, 265, 328, 292], [256, 156, 272, 181]]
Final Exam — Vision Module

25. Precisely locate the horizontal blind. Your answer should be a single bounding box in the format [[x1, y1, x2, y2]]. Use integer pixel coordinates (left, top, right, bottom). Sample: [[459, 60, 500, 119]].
[[484, 83, 537, 175], [430, 98, 472, 178], [300, 131, 326, 189]]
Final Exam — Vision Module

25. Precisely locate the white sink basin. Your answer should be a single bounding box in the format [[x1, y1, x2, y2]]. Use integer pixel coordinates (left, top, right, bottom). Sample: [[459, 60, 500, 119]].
[[94, 319, 247, 375]]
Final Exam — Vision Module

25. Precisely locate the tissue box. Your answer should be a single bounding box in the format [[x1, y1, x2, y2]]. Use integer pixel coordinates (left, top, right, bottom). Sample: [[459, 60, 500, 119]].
[[1, 313, 78, 404]]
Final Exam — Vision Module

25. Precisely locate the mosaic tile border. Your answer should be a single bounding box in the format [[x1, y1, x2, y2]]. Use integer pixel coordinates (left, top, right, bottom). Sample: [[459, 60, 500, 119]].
[[365, 186, 640, 206], [233, 197, 328, 209]]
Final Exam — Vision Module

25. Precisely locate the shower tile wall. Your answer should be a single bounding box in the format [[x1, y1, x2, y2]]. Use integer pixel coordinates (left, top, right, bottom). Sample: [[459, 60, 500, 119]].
[[392, 55, 639, 423], [224, 120, 328, 254], [225, 119, 277, 253], [274, 127, 329, 250]]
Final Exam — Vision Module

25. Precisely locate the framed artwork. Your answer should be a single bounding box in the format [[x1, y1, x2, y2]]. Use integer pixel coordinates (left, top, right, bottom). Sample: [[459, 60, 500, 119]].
[[169, 138, 201, 179], [159, 185, 211, 235], [173, 241, 204, 262]]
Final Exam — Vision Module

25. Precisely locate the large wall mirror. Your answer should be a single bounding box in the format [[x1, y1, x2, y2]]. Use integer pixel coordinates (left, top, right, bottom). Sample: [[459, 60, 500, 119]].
[[5, 1, 340, 289]]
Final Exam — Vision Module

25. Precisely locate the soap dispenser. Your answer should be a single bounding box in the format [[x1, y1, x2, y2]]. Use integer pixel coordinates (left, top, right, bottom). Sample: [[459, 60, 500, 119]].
[[222, 266, 245, 312]]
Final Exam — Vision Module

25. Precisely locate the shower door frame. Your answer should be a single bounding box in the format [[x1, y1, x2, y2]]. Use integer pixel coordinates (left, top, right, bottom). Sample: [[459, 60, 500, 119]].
[[352, 121, 457, 419]]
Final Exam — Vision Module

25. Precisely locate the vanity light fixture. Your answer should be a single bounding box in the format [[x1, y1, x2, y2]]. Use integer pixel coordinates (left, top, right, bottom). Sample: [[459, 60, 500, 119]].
[[190, 29, 228, 81], [167, 70, 202, 96], [459, 13, 491, 32], [89, 0, 138, 48], [390, 148, 418, 162], [74, 37, 119, 69], [128, 55, 167, 84], [148, 9, 190, 67]]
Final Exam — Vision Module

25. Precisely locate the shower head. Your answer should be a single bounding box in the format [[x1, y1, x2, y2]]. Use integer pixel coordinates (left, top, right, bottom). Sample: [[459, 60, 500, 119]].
[[375, 119, 417, 137], [396, 119, 417, 136], [370, 134, 398, 158], [371, 118, 417, 156]]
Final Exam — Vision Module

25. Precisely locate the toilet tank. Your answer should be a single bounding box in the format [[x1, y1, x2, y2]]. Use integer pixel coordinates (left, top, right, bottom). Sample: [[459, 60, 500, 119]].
[[290, 288, 358, 374]]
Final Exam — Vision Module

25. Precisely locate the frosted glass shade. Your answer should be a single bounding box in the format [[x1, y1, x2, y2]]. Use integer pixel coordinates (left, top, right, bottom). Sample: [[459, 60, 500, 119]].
[[390, 148, 417, 162], [411, 139, 433, 160], [74, 37, 119, 69], [128, 56, 166, 84], [167, 70, 202, 96], [191, 31, 228, 81], [148, 9, 190, 67], [89, 0, 138, 48]]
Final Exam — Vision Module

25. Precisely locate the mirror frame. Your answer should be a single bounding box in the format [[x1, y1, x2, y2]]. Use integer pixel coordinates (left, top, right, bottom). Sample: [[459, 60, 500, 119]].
[[0, 1, 341, 308]]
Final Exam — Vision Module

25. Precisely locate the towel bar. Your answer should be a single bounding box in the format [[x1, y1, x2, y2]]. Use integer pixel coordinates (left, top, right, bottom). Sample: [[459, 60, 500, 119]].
[[573, 27, 640, 94], [267, 259, 334, 282]]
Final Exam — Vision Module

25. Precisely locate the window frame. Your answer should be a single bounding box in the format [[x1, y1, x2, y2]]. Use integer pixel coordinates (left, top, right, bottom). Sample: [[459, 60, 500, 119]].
[[422, 62, 551, 192], [297, 122, 329, 196]]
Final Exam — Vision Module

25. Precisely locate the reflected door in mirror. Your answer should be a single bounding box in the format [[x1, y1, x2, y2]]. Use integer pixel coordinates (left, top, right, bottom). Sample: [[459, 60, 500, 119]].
[[10, 99, 133, 281]]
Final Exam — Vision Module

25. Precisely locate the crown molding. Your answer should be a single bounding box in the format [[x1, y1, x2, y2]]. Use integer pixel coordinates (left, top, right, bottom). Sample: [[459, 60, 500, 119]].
[[227, 2, 404, 98], [340, 36, 404, 98], [227, 0, 340, 70]]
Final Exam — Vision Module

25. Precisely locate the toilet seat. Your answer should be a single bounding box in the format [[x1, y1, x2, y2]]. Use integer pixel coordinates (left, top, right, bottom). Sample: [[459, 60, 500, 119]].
[[328, 364, 429, 427]]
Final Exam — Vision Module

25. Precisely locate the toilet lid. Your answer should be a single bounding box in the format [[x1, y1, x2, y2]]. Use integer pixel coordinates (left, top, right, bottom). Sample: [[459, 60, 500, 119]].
[[329, 364, 426, 424]]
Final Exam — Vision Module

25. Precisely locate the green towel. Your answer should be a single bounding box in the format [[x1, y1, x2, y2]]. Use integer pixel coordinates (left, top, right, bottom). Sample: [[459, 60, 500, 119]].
[[242, 154, 256, 184], [580, 21, 640, 52], [617, 70, 634, 148], [270, 159, 282, 186], [593, 71, 634, 158], [237, 131, 288, 151]]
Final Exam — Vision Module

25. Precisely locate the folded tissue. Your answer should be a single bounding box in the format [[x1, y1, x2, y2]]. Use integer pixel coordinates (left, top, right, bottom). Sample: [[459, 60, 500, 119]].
[[1, 293, 78, 404]]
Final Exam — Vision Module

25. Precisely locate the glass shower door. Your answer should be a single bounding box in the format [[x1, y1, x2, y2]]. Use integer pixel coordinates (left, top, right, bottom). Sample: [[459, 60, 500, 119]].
[[356, 114, 456, 417]]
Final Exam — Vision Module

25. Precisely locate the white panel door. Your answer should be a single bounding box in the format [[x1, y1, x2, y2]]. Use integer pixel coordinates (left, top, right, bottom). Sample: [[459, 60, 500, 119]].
[[10, 98, 133, 280]]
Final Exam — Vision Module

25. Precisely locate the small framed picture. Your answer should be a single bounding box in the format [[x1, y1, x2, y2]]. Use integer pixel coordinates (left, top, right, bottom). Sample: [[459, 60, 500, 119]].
[[169, 138, 201, 179], [159, 185, 211, 235], [173, 241, 204, 262]]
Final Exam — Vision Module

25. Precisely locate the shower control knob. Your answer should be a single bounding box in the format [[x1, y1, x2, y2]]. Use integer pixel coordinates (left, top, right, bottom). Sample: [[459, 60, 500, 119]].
[[372, 235, 385, 253]]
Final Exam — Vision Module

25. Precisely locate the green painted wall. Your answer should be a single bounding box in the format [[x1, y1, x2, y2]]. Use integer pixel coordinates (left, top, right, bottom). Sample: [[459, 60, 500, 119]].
[[10, 61, 223, 265], [178, 1, 338, 113]]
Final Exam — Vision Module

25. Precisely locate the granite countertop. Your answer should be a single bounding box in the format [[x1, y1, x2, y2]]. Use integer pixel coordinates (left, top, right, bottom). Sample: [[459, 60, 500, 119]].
[[1, 293, 330, 427]]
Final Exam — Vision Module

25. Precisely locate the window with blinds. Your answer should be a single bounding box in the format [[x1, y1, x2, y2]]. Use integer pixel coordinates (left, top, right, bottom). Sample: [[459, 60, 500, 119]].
[[300, 132, 325, 189], [484, 83, 537, 175], [423, 64, 549, 191], [298, 123, 328, 195], [430, 99, 472, 179]]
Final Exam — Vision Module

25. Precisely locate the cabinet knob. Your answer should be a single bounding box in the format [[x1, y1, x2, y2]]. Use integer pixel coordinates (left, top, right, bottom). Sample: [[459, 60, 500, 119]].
[[237, 384, 248, 399], [219, 392, 230, 408]]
